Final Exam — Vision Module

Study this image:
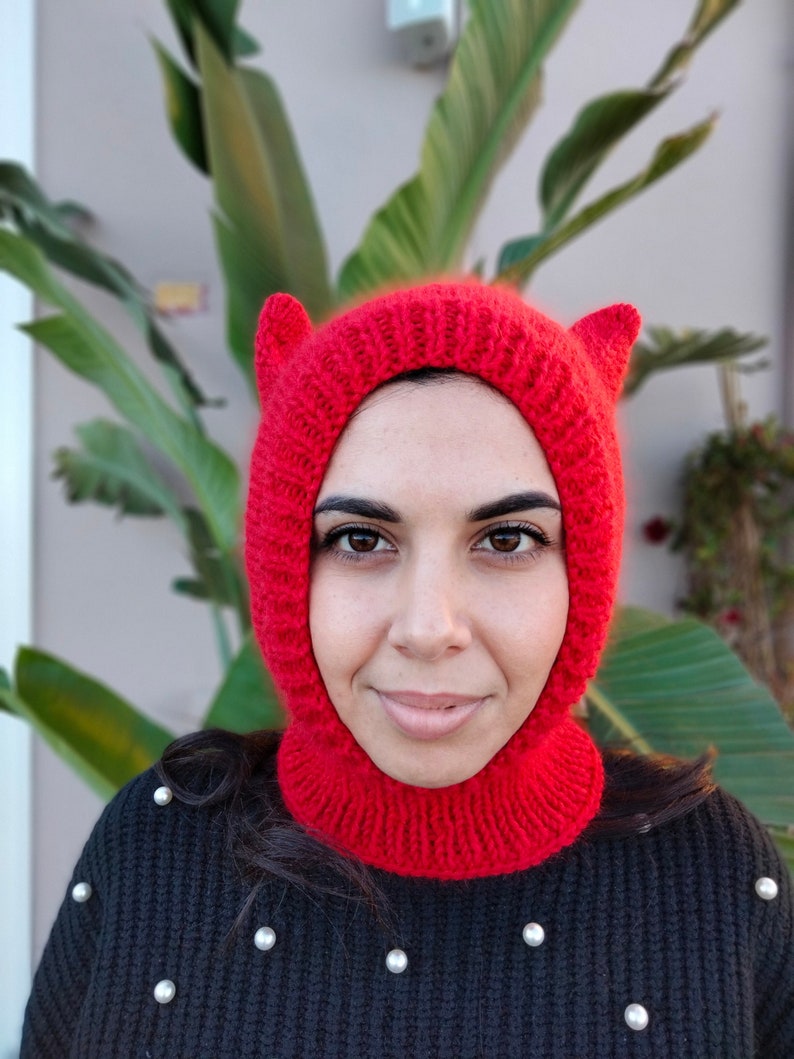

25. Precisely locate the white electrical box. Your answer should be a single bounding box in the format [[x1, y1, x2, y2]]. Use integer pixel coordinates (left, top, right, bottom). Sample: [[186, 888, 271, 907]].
[[387, 0, 458, 67]]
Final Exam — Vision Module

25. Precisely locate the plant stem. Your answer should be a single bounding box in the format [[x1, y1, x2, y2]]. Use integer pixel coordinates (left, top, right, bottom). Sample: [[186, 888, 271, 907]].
[[210, 603, 233, 670], [730, 499, 778, 691], [584, 683, 654, 754], [718, 360, 745, 430]]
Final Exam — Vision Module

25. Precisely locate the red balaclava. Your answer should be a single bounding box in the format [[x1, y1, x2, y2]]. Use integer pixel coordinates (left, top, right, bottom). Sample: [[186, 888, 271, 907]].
[[246, 280, 640, 880]]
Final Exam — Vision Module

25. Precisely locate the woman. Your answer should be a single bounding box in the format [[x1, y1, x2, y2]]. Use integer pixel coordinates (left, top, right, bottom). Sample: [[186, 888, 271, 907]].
[[22, 281, 793, 1057]]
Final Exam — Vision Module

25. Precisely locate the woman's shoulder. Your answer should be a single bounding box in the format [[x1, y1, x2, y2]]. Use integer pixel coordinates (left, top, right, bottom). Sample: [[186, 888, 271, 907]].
[[84, 765, 177, 854], [601, 768, 792, 929], [667, 781, 787, 878], [82, 730, 282, 883], [681, 781, 790, 894], [75, 765, 220, 897], [591, 750, 791, 913]]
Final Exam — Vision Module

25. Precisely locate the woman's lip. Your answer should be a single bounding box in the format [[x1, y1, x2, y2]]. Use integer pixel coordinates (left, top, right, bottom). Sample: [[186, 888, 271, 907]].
[[378, 691, 484, 710], [377, 691, 486, 740]]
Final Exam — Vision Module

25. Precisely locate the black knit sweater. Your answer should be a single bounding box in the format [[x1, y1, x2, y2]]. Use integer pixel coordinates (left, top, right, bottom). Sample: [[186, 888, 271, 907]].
[[22, 765, 794, 1058]]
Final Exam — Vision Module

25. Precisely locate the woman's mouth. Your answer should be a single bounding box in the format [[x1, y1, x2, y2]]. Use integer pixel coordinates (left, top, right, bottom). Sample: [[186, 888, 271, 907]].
[[377, 691, 486, 740]]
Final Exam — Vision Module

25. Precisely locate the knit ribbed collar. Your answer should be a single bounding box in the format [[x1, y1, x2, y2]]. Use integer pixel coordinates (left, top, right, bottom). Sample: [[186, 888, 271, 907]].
[[277, 715, 604, 880]]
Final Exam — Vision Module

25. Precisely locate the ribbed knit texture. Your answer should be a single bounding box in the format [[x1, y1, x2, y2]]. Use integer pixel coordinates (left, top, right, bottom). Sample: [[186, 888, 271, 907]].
[[246, 281, 641, 878], [22, 765, 794, 1058]]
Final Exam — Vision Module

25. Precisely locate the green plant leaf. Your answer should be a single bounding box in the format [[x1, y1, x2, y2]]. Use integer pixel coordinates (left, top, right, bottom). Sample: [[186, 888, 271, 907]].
[[173, 507, 248, 614], [0, 184, 100, 311], [211, 214, 268, 383], [497, 115, 716, 283], [152, 42, 208, 173], [165, 0, 199, 65], [238, 67, 331, 316], [0, 161, 213, 411], [588, 607, 794, 829], [545, 0, 739, 217], [650, 0, 741, 88], [502, 0, 738, 277], [0, 229, 240, 552], [52, 418, 188, 527], [172, 577, 209, 600], [338, 0, 581, 300], [1, 648, 174, 800], [164, 0, 258, 67], [543, 0, 740, 218], [686, 0, 742, 38], [202, 633, 283, 733], [24, 216, 210, 411], [540, 88, 671, 229], [231, 25, 259, 59], [196, 24, 331, 381], [195, 0, 243, 63], [623, 325, 768, 398], [27, 310, 240, 551], [0, 160, 85, 235], [768, 826, 794, 874]]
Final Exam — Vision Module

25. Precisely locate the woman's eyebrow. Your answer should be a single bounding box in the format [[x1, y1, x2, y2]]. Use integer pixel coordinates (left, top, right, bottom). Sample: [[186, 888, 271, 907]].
[[313, 491, 560, 523], [313, 495, 401, 522], [468, 491, 561, 521]]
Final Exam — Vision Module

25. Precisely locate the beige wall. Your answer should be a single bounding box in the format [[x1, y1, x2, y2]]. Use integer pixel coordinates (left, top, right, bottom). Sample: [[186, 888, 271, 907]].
[[26, 0, 792, 963], [1, 0, 34, 1049]]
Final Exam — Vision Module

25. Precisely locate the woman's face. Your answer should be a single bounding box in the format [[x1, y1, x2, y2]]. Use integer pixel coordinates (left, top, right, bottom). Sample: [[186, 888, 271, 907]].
[[309, 376, 568, 788]]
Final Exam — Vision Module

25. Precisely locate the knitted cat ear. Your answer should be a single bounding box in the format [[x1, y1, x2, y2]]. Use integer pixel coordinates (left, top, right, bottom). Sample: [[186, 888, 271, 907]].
[[254, 293, 313, 399], [569, 304, 641, 400]]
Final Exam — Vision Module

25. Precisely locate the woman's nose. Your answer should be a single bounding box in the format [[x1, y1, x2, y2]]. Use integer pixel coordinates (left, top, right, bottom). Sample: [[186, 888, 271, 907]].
[[387, 558, 472, 660]]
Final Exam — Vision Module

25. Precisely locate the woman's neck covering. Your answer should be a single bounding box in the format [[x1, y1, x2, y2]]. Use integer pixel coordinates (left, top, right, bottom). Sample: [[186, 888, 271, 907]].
[[246, 281, 640, 879]]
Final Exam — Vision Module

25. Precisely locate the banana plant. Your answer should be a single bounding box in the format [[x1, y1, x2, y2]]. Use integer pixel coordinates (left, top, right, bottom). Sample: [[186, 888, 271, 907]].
[[342, 0, 740, 295], [1, 0, 791, 866], [589, 609, 794, 868]]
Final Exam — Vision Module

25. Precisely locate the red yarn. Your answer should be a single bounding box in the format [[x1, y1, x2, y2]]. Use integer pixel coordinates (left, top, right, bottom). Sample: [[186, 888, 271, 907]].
[[246, 281, 640, 879]]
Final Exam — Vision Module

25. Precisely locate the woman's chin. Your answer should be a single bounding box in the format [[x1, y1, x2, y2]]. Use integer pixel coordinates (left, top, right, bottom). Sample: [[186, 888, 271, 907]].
[[367, 742, 492, 790]]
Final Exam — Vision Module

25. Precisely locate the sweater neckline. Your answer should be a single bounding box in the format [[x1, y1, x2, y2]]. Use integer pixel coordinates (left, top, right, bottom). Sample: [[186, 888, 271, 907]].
[[277, 716, 604, 880]]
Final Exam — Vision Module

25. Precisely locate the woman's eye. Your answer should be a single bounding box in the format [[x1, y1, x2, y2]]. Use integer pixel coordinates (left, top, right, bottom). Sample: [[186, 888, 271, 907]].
[[476, 523, 550, 555], [322, 525, 394, 555], [339, 529, 383, 553], [486, 529, 527, 552]]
